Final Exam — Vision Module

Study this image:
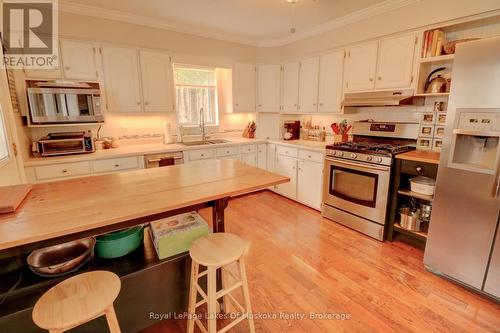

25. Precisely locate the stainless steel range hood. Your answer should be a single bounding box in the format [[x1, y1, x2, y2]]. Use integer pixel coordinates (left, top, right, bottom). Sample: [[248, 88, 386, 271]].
[[342, 89, 417, 107]]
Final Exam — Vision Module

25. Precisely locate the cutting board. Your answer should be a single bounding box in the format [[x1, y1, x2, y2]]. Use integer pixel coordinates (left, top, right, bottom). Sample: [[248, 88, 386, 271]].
[[0, 184, 32, 214]]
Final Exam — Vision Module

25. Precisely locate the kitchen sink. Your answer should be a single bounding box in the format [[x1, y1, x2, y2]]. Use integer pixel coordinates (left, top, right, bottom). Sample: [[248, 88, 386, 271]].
[[181, 139, 230, 146]]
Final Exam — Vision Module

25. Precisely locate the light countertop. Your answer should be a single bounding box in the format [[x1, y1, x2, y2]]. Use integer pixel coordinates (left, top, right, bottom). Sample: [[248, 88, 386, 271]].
[[25, 137, 330, 167]]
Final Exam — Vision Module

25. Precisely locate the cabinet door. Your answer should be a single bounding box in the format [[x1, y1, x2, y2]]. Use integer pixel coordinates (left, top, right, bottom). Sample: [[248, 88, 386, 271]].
[[257, 144, 267, 169], [23, 45, 62, 79], [275, 155, 297, 199], [241, 153, 257, 167], [297, 159, 323, 210], [375, 34, 416, 89], [140, 50, 174, 113], [318, 51, 344, 113], [60, 39, 98, 80], [282, 61, 299, 113], [267, 144, 276, 172], [102, 46, 142, 113], [344, 42, 378, 91], [298, 56, 320, 112], [256, 64, 281, 112], [233, 63, 255, 112]]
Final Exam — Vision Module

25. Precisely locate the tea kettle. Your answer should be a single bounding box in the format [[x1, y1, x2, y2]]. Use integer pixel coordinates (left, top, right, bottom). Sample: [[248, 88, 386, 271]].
[[425, 67, 448, 93]]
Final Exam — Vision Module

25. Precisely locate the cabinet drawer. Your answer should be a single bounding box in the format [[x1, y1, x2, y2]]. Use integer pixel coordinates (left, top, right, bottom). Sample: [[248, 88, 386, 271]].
[[276, 145, 298, 158], [216, 146, 239, 157], [35, 161, 91, 180], [239, 144, 257, 154], [93, 157, 139, 173], [189, 149, 215, 160], [298, 150, 324, 163]]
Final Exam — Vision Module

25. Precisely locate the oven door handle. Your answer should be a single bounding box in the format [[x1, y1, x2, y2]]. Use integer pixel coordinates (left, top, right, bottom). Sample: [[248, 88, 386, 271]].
[[325, 157, 390, 172]]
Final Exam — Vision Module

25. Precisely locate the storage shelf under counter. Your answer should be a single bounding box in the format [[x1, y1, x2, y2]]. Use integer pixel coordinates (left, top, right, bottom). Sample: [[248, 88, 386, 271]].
[[387, 150, 440, 248]]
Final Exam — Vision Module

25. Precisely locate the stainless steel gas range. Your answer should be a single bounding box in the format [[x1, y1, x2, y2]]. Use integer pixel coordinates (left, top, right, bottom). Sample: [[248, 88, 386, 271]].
[[322, 122, 419, 241]]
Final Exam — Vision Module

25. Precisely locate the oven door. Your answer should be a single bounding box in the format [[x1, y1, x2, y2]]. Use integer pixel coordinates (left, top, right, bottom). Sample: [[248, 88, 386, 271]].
[[323, 157, 391, 225]]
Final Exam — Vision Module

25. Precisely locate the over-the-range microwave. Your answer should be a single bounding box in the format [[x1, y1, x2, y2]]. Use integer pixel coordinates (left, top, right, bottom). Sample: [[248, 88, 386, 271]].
[[26, 81, 104, 125]]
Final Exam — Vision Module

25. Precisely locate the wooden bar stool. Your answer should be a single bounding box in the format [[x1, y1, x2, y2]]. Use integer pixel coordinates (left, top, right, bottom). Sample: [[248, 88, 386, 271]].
[[187, 233, 255, 333], [32, 270, 122, 333]]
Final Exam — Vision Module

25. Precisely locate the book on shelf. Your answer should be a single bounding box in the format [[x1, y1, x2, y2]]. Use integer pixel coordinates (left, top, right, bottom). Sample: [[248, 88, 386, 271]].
[[422, 29, 445, 58]]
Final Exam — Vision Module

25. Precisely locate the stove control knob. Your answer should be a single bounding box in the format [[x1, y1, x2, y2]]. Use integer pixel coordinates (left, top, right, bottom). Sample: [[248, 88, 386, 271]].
[[331, 150, 337, 156], [350, 153, 357, 159], [366, 156, 373, 162], [375, 157, 383, 163], [337, 151, 344, 157]]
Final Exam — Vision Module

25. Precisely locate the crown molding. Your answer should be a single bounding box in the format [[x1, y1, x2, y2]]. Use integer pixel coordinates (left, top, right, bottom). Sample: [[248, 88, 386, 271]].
[[58, 1, 258, 46], [59, 0, 420, 48], [257, 0, 421, 47]]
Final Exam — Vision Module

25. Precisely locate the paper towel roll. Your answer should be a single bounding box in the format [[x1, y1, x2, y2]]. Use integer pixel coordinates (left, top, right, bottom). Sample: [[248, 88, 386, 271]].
[[163, 122, 174, 144]]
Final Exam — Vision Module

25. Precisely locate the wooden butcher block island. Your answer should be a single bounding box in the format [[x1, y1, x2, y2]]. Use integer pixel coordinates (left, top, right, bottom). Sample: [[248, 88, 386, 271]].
[[0, 160, 288, 333]]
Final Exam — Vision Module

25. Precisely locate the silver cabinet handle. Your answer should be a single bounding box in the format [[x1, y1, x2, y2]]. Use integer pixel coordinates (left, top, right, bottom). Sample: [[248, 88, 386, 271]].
[[369, 78, 374, 82], [136, 102, 141, 105], [114, 164, 120, 167], [378, 77, 382, 80], [64, 66, 70, 70], [145, 102, 149, 105], [62, 169, 68, 173]]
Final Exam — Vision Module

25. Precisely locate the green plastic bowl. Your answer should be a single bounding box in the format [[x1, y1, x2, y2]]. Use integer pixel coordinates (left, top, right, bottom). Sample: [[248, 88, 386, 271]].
[[95, 226, 144, 259]]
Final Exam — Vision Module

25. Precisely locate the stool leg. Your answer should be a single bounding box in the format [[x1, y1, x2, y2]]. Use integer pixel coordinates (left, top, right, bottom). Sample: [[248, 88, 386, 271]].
[[221, 266, 232, 314], [49, 330, 63, 333], [104, 305, 121, 333], [207, 266, 218, 333], [187, 261, 199, 333], [238, 258, 255, 333]]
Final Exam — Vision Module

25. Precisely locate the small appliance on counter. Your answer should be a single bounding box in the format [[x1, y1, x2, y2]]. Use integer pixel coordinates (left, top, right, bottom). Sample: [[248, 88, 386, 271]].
[[33, 131, 95, 157], [283, 120, 300, 140]]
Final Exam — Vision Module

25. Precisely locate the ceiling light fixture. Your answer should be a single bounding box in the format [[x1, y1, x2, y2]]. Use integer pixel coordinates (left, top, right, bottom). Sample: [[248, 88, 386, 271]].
[[287, 0, 298, 34]]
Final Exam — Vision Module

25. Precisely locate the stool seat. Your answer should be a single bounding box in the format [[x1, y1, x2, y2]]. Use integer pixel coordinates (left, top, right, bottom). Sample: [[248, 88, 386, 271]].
[[33, 271, 121, 332], [190, 233, 246, 267]]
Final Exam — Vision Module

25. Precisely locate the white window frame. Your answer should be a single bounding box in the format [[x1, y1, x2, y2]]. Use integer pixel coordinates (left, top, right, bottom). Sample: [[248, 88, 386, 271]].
[[173, 64, 219, 127]]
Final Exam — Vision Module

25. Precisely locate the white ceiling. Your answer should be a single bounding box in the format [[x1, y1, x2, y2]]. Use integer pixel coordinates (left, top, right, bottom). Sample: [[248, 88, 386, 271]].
[[59, 0, 418, 46]]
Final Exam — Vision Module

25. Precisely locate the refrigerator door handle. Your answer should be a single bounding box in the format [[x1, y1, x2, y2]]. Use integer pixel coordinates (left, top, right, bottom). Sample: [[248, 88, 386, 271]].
[[493, 163, 500, 198]]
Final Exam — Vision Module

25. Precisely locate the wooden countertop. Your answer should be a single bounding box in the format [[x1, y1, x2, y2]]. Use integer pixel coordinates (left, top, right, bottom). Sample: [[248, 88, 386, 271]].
[[0, 160, 288, 251], [396, 150, 441, 165]]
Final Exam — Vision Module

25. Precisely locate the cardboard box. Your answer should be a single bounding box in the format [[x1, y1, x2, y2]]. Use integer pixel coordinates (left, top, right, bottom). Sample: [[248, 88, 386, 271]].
[[149, 212, 209, 259]]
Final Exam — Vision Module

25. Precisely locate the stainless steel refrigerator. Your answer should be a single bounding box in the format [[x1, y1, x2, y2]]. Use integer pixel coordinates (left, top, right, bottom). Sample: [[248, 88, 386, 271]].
[[424, 37, 500, 300]]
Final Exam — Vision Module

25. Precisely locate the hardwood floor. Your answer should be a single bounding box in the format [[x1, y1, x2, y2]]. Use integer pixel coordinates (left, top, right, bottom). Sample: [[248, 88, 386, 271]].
[[141, 190, 500, 333]]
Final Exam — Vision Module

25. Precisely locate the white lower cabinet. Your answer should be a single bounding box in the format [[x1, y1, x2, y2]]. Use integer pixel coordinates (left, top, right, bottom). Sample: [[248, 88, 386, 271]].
[[34, 161, 91, 181], [241, 153, 258, 167], [93, 156, 140, 173], [271, 144, 324, 210], [257, 144, 267, 169], [275, 154, 298, 199], [297, 159, 323, 210]]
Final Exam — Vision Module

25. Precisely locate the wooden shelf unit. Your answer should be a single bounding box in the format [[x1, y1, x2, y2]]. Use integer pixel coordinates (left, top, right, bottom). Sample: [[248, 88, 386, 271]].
[[394, 223, 428, 241], [414, 92, 450, 97], [419, 54, 455, 64], [397, 189, 434, 202]]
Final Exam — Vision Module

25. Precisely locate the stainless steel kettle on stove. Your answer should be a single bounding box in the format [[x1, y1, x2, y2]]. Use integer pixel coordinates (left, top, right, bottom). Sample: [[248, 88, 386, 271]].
[[425, 67, 448, 93]]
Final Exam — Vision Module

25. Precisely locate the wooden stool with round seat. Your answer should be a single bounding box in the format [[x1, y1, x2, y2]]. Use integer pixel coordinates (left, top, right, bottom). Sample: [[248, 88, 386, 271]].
[[32, 270, 122, 333], [187, 233, 255, 333]]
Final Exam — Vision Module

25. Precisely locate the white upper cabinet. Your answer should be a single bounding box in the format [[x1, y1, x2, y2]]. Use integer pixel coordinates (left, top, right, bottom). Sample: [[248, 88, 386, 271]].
[[60, 39, 98, 81], [318, 51, 344, 113], [375, 33, 416, 89], [256, 64, 281, 112], [298, 56, 320, 113], [102, 46, 143, 113], [139, 50, 174, 112], [233, 63, 256, 112], [344, 41, 378, 92], [282, 61, 299, 113]]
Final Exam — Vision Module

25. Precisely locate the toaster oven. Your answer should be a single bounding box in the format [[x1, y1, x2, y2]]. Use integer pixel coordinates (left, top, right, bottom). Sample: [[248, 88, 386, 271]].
[[33, 132, 95, 157]]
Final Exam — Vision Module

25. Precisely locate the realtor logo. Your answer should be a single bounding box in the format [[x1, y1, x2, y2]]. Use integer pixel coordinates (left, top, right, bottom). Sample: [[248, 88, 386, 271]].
[[2, 0, 58, 69]]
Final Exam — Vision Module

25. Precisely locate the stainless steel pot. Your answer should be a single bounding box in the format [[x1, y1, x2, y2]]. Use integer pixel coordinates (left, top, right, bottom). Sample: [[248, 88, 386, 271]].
[[27, 238, 95, 277]]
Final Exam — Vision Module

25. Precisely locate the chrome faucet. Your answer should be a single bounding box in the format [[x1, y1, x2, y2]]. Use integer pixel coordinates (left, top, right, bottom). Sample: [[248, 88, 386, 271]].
[[199, 107, 206, 142]]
